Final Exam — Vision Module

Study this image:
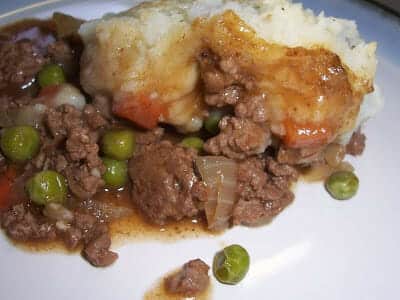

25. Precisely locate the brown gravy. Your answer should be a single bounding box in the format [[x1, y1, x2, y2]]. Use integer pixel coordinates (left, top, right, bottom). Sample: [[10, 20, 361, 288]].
[[101, 189, 215, 245], [10, 188, 215, 253], [0, 18, 218, 253]]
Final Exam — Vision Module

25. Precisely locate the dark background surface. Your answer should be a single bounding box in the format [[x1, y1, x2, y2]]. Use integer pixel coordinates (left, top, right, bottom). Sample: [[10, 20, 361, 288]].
[[370, 0, 400, 15]]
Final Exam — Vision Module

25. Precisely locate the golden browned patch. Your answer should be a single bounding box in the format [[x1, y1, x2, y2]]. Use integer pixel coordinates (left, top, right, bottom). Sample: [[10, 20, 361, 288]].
[[81, 9, 372, 147], [195, 11, 365, 147]]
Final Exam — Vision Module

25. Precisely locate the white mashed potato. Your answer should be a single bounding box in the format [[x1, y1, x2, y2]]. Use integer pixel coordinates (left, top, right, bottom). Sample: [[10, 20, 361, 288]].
[[79, 0, 382, 144]]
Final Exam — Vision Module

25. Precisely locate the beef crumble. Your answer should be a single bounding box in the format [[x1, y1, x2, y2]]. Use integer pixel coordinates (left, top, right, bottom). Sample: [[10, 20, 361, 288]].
[[232, 157, 297, 226], [0, 18, 367, 270], [1, 203, 117, 266], [1, 204, 56, 241], [129, 141, 205, 225], [204, 116, 271, 159], [346, 129, 366, 156], [0, 40, 47, 91], [198, 49, 267, 124], [43, 104, 107, 199], [165, 259, 210, 297]]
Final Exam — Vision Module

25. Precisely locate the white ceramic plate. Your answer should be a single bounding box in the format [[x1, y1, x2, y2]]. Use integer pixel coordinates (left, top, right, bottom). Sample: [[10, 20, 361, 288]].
[[0, 1, 399, 299]]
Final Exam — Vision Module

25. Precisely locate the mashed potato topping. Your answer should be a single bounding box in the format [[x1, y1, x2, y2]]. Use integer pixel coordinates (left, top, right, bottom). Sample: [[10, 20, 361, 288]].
[[79, 0, 379, 147]]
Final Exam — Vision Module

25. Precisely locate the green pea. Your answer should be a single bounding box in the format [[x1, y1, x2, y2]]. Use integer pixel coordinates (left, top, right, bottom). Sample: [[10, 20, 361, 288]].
[[102, 157, 128, 188], [26, 170, 67, 205], [1, 126, 40, 163], [325, 171, 359, 200], [37, 64, 66, 88], [180, 137, 204, 151], [213, 244, 250, 285], [204, 109, 225, 135], [101, 129, 136, 160]]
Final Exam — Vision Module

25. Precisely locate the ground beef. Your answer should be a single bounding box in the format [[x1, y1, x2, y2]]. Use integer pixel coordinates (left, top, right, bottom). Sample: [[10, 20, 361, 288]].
[[0, 40, 47, 90], [235, 93, 269, 123], [204, 117, 271, 159], [277, 146, 325, 165], [83, 104, 108, 130], [346, 129, 366, 156], [42, 104, 106, 199], [205, 85, 243, 107], [197, 50, 234, 93], [198, 49, 253, 97], [232, 157, 297, 226], [129, 141, 204, 225], [64, 165, 104, 200], [46, 104, 81, 139], [81, 222, 118, 267], [47, 40, 79, 78], [61, 226, 82, 249], [266, 157, 298, 181], [1, 204, 56, 241], [165, 259, 210, 297], [0, 202, 88, 252], [136, 127, 165, 146], [198, 49, 268, 122], [55, 212, 117, 267], [56, 212, 117, 267], [198, 50, 276, 160], [218, 56, 254, 90]]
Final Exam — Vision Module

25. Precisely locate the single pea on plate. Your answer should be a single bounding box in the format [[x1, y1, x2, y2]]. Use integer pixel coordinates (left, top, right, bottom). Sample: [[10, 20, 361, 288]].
[[325, 171, 359, 200], [213, 244, 250, 285]]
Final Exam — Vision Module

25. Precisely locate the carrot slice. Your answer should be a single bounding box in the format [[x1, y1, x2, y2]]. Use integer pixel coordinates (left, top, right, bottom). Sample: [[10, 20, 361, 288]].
[[113, 94, 165, 129], [0, 166, 17, 209], [38, 85, 60, 98], [283, 120, 333, 148]]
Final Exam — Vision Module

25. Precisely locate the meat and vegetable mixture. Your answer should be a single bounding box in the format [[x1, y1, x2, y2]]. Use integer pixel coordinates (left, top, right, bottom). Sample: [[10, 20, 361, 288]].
[[0, 3, 379, 296], [0, 13, 364, 268]]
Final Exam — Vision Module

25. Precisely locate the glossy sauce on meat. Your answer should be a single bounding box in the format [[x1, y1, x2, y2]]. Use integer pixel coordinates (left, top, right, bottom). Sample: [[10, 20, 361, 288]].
[[0, 19, 212, 253], [81, 9, 371, 149], [5, 188, 212, 253], [195, 11, 364, 148], [0, 15, 364, 265]]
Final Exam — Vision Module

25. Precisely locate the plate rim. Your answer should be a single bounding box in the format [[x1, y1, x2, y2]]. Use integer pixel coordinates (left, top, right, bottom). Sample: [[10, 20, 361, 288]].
[[1, 0, 400, 21], [0, 0, 66, 19]]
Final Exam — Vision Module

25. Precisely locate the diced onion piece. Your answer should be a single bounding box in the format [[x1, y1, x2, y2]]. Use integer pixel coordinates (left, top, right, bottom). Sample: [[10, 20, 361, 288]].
[[303, 163, 332, 182], [303, 161, 354, 182], [336, 161, 355, 172], [55, 220, 70, 231], [195, 156, 237, 231], [90, 167, 101, 178], [0, 104, 47, 128], [324, 143, 345, 167], [43, 203, 74, 223], [14, 104, 47, 127], [95, 201, 134, 220], [52, 84, 86, 110]]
